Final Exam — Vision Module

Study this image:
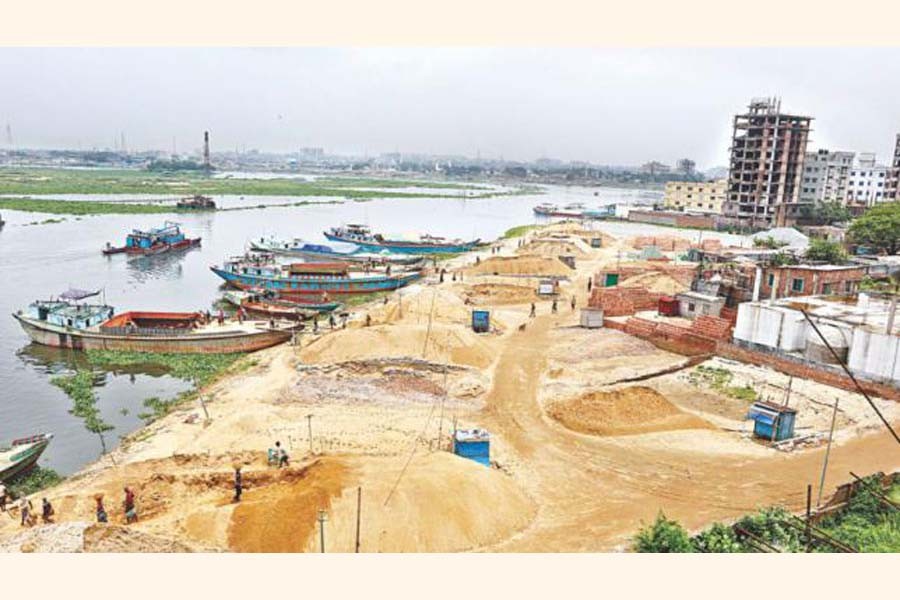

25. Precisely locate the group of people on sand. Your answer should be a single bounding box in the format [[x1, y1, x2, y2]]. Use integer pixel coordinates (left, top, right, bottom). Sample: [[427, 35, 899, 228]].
[[231, 440, 292, 503], [1, 480, 55, 527], [94, 487, 138, 525]]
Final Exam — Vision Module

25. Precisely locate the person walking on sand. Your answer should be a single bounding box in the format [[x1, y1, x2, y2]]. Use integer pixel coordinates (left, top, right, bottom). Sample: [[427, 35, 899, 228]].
[[18, 497, 31, 526], [571, 296, 576, 312], [275, 441, 289, 468], [329, 313, 335, 330], [313, 317, 319, 333], [551, 298, 558, 314], [529, 303, 536, 318], [123, 487, 138, 524], [95, 495, 108, 523], [0, 482, 7, 512], [41, 498, 54, 523], [587, 278, 592, 293], [233, 466, 243, 503], [365, 313, 372, 327]]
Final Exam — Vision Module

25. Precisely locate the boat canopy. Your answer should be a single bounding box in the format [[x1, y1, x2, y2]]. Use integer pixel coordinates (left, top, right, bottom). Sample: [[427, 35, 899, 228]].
[[59, 288, 101, 301]]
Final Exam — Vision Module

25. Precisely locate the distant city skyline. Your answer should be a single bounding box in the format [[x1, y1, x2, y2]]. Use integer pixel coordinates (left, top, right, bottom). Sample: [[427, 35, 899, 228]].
[[1, 48, 899, 168]]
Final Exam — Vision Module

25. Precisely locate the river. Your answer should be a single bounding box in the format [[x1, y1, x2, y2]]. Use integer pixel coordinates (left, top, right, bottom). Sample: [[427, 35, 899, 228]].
[[0, 181, 749, 476]]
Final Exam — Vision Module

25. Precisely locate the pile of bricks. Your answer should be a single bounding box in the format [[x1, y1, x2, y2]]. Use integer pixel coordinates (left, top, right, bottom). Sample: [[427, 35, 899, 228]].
[[697, 238, 722, 251], [719, 306, 738, 325], [630, 235, 693, 252], [617, 316, 717, 354]]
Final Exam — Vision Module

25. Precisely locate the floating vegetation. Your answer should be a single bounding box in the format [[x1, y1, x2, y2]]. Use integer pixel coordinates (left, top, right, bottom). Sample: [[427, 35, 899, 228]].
[[51, 370, 114, 454], [86, 350, 244, 387]]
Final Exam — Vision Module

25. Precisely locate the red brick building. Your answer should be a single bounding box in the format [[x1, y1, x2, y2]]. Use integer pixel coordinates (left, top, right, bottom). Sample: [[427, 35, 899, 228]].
[[759, 264, 866, 298]]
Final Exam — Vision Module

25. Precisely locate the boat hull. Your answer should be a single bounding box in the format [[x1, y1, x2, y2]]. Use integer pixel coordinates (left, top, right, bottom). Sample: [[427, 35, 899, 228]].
[[103, 238, 201, 256], [1, 435, 52, 483], [249, 242, 424, 266], [210, 266, 421, 295], [13, 313, 292, 354], [323, 232, 477, 254]]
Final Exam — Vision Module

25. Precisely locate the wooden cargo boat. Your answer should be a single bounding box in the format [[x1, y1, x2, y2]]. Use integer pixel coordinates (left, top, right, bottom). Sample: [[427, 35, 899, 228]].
[[222, 290, 322, 321], [176, 195, 216, 210], [102, 221, 201, 256], [13, 291, 295, 354], [210, 257, 421, 296], [249, 236, 424, 266], [0, 433, 53, 483], [324, 224, 479, 255]]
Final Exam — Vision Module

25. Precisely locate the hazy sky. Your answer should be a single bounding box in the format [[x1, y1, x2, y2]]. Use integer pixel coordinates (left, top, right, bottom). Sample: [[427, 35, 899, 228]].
[[1, 48, 899, 168]]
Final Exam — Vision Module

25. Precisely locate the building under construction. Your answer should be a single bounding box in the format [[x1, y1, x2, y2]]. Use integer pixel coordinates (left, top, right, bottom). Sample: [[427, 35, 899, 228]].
[[886, 133, 900, 201], [723, 98, 813, 228]]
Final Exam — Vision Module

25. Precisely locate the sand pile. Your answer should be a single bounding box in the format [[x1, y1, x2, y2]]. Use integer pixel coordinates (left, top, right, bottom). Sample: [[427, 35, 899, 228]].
[[0, 521, 198, 553], [620, 271, 689, 295], [463, 283, 539, 306], [368, 287, 474, 327], [520, 237, 592, 258], [228, 458, 348, 552], [547, 386, 713, 437], [300, 323, 496, 369], [466, 255, 573, 277]]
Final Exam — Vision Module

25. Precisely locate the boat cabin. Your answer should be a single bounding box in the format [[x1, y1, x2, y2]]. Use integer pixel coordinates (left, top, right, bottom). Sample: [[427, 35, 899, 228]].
[[126, 222, 185, 249], [100, 311, 204, 335], [26, 300, 114, 329]]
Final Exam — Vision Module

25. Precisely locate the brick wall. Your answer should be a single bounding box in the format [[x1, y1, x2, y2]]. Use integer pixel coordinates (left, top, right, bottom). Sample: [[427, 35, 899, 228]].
[[759, 266, 867, 298], [589, 286, 664, 315], [717, 342, 900, 401], [627, 210, 717, 230]]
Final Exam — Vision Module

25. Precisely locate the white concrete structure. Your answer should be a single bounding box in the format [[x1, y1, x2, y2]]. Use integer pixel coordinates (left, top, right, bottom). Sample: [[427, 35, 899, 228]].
[[733, 294, 900, 385], [800, 149, 854, 204], [846, 153, 889, 207]]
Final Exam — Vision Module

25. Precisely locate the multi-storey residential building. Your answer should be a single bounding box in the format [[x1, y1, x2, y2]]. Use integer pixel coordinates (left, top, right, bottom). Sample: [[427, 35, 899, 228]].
[[799, 149, 853, 204], [663, 179, 727, 214], [846, 153, 889, 210], [723, 97, 813, 228]]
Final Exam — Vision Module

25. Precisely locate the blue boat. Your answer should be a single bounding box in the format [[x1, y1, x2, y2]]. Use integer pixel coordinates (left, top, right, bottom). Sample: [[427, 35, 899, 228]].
[[249, 236, 423, 266], [210, 257, 421, 298], [103, 221, 201, 256], [324, 224, 479, 255]]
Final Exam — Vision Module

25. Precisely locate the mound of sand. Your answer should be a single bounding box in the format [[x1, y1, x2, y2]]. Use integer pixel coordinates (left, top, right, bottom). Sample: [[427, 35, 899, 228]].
[[463, 283, 539, 306], [300, 323, 496, 369], [520, 237, 592, 258], [466, 255, 572, 277], [547, 386, 713, 437], [0, 522, 198, 553], [619, 271, 689, 295], [367, 287, 474, 327]]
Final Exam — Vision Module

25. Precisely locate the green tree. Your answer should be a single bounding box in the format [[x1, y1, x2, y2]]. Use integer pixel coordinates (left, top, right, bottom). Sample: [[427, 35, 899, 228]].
[[805, 239, 848, 263], [802, 201, 851, 225], [633, 512, 694, 552], [848, 202, 900, 254], [691, 522, 743, 553]]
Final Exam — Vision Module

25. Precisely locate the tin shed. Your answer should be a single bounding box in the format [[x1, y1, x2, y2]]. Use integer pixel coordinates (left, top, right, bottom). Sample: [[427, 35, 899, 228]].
[[453, 429, 490, 467], [748, 402, 797, 442]]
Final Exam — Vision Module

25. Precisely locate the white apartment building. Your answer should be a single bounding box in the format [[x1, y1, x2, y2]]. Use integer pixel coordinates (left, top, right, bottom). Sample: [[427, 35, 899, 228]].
[[846, 153, 888, 207]]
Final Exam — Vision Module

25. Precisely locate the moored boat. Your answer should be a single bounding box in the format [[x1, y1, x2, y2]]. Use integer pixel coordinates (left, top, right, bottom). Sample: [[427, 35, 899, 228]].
[[0, 433, 53, 483], [249, 236, 424, 266], [324, 224, 479, 255], [222, 290, 322, 321], [223, 289, 343, 314], [176, 195, 216, 210], [12, 290, 295, 354], [103, 221, 201, 256], [533, 203, 585, 218], [210, 256, 421, 297]]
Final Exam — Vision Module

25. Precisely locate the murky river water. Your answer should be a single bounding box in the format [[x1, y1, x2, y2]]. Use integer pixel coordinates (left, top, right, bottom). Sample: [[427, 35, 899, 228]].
[[0, 181, 749, 475]]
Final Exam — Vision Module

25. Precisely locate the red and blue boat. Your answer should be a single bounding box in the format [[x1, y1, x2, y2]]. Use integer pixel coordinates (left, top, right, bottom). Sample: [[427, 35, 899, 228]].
[[102, 221, 201, 256], [324, 224, 479, 255], [210, 257, 421, 297]]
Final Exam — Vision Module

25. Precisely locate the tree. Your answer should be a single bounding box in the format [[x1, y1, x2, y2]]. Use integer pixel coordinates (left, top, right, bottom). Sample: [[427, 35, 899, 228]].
[[801, 201, 851, 226], [805, 239, 847, 263], [848, 202, 900, 254], [633, 512, 694, 552]]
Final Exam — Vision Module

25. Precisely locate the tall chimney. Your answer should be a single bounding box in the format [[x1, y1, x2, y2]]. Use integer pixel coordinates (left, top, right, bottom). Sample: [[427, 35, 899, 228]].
[[203, 131, 210, 169]]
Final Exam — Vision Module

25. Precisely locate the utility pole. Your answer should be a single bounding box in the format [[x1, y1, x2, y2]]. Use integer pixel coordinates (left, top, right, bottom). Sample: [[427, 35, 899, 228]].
[[355, 487, 362, 553], [817, 398, 840, 507], [306, 413, 314, 455], [317, 509, 328, 553]]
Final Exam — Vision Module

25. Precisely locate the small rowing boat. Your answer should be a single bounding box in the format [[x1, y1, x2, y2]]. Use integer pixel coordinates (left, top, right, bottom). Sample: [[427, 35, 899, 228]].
[[1, 433, 53, 483], [103, 221, 201, 256]]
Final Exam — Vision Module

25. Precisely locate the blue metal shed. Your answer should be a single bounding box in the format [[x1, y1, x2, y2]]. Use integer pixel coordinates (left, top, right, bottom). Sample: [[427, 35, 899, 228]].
[[748, 402, 797, 442], [453, 429, 490, 467]]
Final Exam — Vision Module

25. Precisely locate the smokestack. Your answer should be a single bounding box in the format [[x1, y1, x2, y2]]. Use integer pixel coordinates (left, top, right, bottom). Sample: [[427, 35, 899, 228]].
[[203, 131, 210, 169]]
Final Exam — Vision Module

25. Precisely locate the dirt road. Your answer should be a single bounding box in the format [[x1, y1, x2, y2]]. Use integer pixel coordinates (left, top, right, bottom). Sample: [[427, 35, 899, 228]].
[[479, 312, 900, 551]]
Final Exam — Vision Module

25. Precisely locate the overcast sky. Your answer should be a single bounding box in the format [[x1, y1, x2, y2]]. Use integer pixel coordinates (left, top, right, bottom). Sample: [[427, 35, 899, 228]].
[[1, 48, 899, 168]]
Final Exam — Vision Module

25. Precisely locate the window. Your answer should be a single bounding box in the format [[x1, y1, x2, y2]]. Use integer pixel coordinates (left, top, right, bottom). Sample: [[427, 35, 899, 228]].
[[767, 273, 775, 287], [688, 303, 696, 313], [822, 283, 833, 295], [845, 281, 854, 292], [791, 278, 804, 293]]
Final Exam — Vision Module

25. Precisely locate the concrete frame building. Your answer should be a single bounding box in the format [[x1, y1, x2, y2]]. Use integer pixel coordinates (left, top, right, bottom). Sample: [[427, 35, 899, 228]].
[[799, 149, 853, 205], [724, 98, 813, 228], [662, 179, 727, 214], [886, 133, 900, 201]]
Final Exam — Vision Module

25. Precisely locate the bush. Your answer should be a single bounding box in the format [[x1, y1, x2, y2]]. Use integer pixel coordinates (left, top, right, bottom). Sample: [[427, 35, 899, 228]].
[[805, 239, 847, 263], [633, 512, 694, 552], [6, 466, 64, 498], [691, 522, 743, 553]]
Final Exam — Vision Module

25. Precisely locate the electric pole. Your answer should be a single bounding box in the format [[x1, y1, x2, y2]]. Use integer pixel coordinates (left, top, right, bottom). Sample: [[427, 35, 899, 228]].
[[317, 509, 328, 553], [306, 413, 314, 454]]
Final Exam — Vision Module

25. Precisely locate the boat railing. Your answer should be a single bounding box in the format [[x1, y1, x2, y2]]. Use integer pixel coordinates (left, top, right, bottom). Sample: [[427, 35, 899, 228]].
[[101, 326, 198, 337]]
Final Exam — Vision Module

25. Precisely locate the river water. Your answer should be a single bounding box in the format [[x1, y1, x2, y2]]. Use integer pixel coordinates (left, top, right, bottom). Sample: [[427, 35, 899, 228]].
[[0, 181, 749, 476]]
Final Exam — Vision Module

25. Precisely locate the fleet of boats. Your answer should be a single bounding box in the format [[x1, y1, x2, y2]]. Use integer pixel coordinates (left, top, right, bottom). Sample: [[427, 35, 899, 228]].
[[533, 202, 617, 219], [250, 236, 424, 266]]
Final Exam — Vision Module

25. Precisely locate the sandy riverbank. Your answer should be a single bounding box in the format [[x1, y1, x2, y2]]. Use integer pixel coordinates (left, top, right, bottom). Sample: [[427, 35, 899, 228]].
[[2, 220, 898, 552]]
